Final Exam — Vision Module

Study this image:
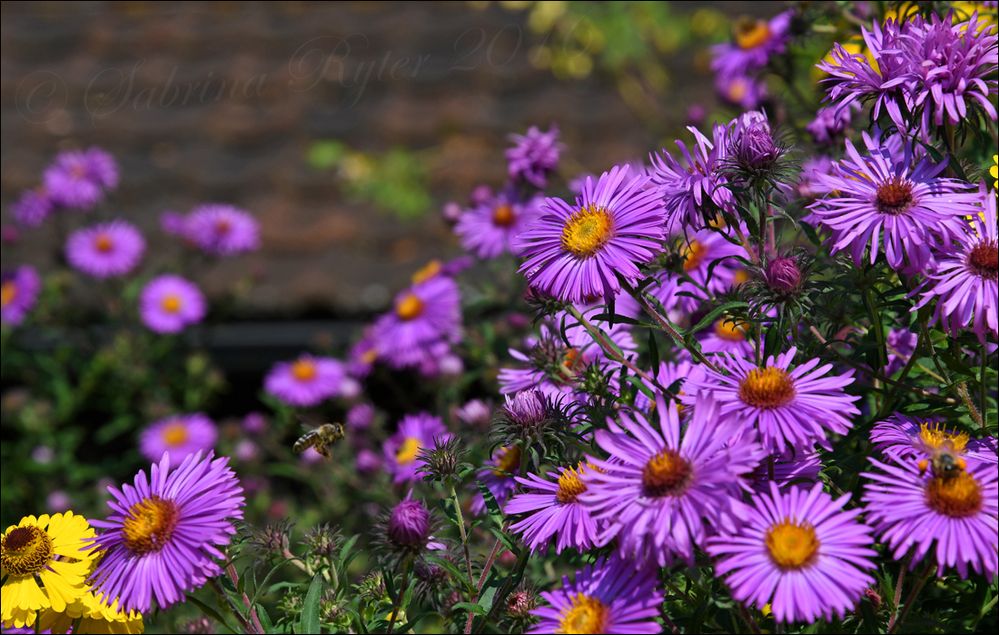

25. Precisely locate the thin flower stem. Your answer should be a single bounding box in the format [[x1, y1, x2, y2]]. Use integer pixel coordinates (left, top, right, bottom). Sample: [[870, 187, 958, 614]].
[[862, 285, 889, 383], [226, 563, 265, 635], [737, 602, 762, 634], [449, 484, 476, 592], [386, 556, 414, 635], [565, 305, 665, 390], [464, 537, 504, 634], [209, 577, 256, 634], [918, 317, 985, 428], [474, 548, 530, 634], [888, 566, 933, 634]]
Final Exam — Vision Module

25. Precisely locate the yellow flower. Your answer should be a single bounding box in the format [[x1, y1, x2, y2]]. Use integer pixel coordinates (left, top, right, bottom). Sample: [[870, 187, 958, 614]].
[[1, 512, 96, 628], [38, 590, 145, 634]]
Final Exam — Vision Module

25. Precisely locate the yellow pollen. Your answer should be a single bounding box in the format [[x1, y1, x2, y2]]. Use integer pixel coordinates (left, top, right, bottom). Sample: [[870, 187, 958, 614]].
[[735, 17, 772, 49], [396, 292, 425, 321], [682, 240, 707, 272], [734, 269, 750, 285], [161, 421, 189, 447], [714, 318, 747, 342], [94, 233, 114, 253], [411, 260, 442, 284], [918, 422, 969, 454], [557, 593, 609, 634], [492, 445, 521, 476], [738, 367, 795, 409], [561, 205, 613, 258], [492, 204, 516, 227], [122, 496, 180, 555], [396, 437, 421, 465], [160, 293, 182, 314], [926, 471, 983, 518], [556, 464, 589, 504], [291, 358, 317, 382], [642, 449, 692, 497], [1, 525, 54, 576], [1, 281, 17, 308], [766, 520, 820, 569]]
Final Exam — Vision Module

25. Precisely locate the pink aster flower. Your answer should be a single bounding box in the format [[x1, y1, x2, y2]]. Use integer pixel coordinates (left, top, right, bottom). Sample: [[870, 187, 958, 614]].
[[264, 354, 349, 407], [65, 221, 145, 279], [711, 11, 793, 76], [383, 413, 451, 484], [43, 147, 118, 210], [454, 192, 542, 259], [651, 123, 735, 230], [1, 266, 41, 327], [371, 275, 462, 369], [139, 413, 217, 463], [183, 204, 260, 256], [506, 125, 562, 189], [138, 275, 206, 334]]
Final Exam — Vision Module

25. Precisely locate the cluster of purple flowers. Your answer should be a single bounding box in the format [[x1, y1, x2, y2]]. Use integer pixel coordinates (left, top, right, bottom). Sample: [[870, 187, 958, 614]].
[[711, 11, 793, 109], [11, 148, 118, 227]]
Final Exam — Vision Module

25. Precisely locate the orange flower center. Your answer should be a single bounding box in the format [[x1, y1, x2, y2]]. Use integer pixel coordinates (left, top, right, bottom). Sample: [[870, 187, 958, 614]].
[[94, 233, 114, 253], [161, 421, 189, 447], [918, 422, 969, 454], [122, 496, 180, 555], [642, 449, 692, 497], [556, 464, 589, 504], [1, 525, 53, 576], [739, 367, 795, 409], [682, 240, 707, 272], [492, 445, 521, 476], [411, 260, 442, 284], [396, 293, 425, 321], [561, 205, 613, 258], [557, 593, 609, 634], [714, 318, 747, 342], [160, 294, 182, 314], [765, 520, 820, 569], [735, 17, 772, 49], [492, 204, 516, 227], [291, 359, 317, 382], [926, 471, 983, 518], [0, 281, 17, 308]]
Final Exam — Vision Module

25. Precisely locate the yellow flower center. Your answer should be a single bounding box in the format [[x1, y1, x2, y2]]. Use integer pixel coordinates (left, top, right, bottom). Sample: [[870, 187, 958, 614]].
[[492, 445, 521, 476], [642, 449, 692, 497], [1, 525, 53, 576], [562, 347, 583, 375], [411, 260, 442, 284], [396, 437, 421, 465], [926, 471, 983, 518], [161, 421, 189, 447], [0, 281, 17, 308], [94, 233, 114, 253], [765, 520, 820, 569], [918, 422, 969, 454], [396, 292, 425, 321], [561, 205, 613, 258], [557, 593, 609, 634], [735, 17, 772, 49], [122, 496, 180, 555], [727, 77, 748, 102], [492, 204, 516, 227], [738, 367, 795, 409], [160, 293, 182, 314], [556, 464, 589, 504], [734, 269, 750, 285], [714, 318, 747, 342], [291, 358, 317, 382], [682, 240, 707, 272]]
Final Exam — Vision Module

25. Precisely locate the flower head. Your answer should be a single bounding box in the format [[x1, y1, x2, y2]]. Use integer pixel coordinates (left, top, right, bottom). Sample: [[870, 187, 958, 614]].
[[764, 254, 804, 297], [372, 275, 462, 369], [506, 125, 563, 189], [806, 104, 858, 145], [387, 498, 433, 551], [712, 11, 793, 76], [651, 124, 735, 230], [471, 445, 522, 515], [88, 452, 245, 613], [725, 110, 789, 185], [455, 192, 542, 259], [139, 274, 206, 334], [140, 413, 218, 463], [264, 355, 349, 407], [65, 221, 145, 279], [507, 462, 601, 554], [11, 189, 53, 228], [43, 148, 118, 210], [384, 413, 451, 484], [183, 204, 260, 256], [517, 165, 666, 304], [870, 413, 997, 467], [707, 483, 878, 624], [1, 266, 41, 327]]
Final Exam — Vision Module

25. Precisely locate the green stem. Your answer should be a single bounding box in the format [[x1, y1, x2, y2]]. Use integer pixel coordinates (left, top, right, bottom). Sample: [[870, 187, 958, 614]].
[[862, 284, 889, 383], [449, 484, 476, 591], [565, 305, 665, 389], [918, 317, 985, 428], [474, 548, 530, 634], [386, 557, 414, 635]]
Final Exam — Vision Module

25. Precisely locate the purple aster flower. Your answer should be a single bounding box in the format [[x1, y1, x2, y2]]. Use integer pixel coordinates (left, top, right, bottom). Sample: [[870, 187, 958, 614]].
[[88, 451, 245, 613], [454, 192, 542, 259], [651, 124, 735, 230], [159, 210, 187, 236], [455, 399, 491, 428], [582, 395, 762, 567], [356, 448, 382, 475], [1, 266, 41, 327], [471, 445, 521, 515], [241, 412, 267, 435], [65, 221, 145, 279], [796, 155, 835, 200], [346, 327, 379, 378], [183, 204, 260, 256], [711, 11, 793, 76], [528, 554, 664, 634], [506, 125, 562, 189], [863, 456, 998, 578], [371, 275, 462, 369], [715, 73, 768, 110], [264, 354, 348, 407], [507, 462, 601, 554], [806, 104, 858, 145], [43, 147, 118, 210], [807, 131, 980, 272], [346, 403, 375, 431], [884, 327, 919, 376], [898, 12, 998, 137], [516, 165, 666, 304], [383, 413, 451, 484], [672, 224, 747, 313], [387, 497, 432, 551], [686, 346, 860, 454], [915, 191, 998, 343], [707, 482, 878, 624], [139, 413, 217, 463], [138, 275, 206, 334], [11, 189, 53, 228], [870, 413, 997, 468], [751, 451, 823, 491], [632, 358, 699, 412], [698, 318, 754, 358]]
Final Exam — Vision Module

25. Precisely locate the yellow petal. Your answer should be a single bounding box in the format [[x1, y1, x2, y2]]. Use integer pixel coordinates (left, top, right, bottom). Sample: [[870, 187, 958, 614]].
[[38, 567, 87, 613]]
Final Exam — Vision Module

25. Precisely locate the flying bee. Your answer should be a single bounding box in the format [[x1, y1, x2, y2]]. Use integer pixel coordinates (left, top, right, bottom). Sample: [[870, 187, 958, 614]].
[[293, 422, 346, 459], [917, 442, 967, 480]]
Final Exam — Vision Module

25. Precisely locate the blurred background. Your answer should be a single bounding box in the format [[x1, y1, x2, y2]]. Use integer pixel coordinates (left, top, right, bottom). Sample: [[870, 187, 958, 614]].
[[2, 1, 776, 316]]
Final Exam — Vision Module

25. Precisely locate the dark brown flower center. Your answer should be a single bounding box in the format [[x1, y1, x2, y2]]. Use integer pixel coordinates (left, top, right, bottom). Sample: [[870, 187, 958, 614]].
[[1, 525, 54, 576], [875, 178, 914, 215], [967, 241, 998, 281], [492, 204, 516, 227]]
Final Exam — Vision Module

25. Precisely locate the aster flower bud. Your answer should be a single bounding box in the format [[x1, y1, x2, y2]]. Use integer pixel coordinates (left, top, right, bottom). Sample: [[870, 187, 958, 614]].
[[494, 390, 573, 452], [765, 255, 803, 296], [304, 523, 342, 560], [387, 498, 432, 550], [725, 110, 792, 188], [506, 588, 538, 619], [416, 435, 467, 483], [442, 201, 463, 225]]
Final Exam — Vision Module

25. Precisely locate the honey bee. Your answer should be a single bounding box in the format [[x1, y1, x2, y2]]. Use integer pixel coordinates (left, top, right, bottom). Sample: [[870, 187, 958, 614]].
[[917, 442, 967, 479], [293, 422, 346, 459]]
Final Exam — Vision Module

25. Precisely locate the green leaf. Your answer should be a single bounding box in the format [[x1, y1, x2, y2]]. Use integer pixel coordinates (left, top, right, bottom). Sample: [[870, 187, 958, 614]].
[[299, 574, 324, 634], [688, 301, 749, 336], [185, 593, 240, 634]]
